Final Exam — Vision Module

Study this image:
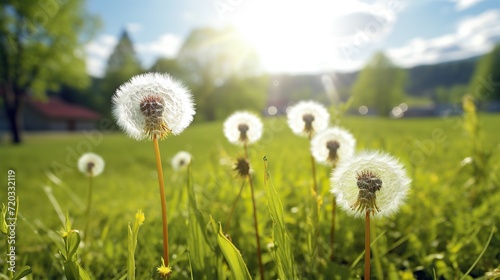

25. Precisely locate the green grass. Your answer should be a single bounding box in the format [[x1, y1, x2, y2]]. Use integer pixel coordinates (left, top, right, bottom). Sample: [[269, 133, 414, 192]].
[[1, 114, 499, 279]]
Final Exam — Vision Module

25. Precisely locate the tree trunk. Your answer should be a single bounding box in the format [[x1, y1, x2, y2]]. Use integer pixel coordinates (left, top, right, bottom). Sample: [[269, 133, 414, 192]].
[[2, 86, 24, 144], [6, 105, 22, 144]]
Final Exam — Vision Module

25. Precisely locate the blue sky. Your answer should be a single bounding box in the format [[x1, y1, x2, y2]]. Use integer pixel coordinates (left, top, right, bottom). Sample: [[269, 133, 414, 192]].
[[84, 0, 500, 77]]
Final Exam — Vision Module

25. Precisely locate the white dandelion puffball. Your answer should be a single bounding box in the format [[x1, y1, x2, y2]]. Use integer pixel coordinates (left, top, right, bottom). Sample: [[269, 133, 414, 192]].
[[223, 111, 263, 145], [171, 151, 192, 170], [331, 151, 411, 218], [287, 100, 330, 137], [311, 127, 356, 166], [112, 73, 195, 140], [78, 153, 105, 177]]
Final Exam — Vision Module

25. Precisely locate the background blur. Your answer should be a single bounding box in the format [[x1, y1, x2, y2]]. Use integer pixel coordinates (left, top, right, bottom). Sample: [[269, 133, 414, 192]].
[[1, 0, 500, 142]]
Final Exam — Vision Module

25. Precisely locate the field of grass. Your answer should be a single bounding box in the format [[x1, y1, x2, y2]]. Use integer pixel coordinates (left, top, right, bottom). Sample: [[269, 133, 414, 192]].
[[1, 113, 499, 279]]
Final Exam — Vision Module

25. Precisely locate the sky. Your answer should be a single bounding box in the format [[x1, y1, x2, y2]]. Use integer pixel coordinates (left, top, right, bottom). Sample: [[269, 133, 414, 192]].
[[84, 0, 500, 77]]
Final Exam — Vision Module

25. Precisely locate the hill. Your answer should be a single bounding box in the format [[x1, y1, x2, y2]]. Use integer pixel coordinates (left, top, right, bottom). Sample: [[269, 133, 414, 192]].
[[268, 55, 481, 107]]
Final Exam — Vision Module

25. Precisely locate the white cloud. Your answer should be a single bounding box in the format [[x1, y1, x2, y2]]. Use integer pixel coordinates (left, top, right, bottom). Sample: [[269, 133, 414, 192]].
[[136, 33, 183, 62], [126, 22, 142, 34], [450, 0, 484, 11], [84, 34, 117, 77], [328, 0, 407, 71], [388, 10, 500, 67]]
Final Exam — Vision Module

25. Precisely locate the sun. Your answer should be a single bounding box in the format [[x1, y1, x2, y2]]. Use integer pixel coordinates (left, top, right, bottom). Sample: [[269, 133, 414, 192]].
[[229, 0, 369, 73]]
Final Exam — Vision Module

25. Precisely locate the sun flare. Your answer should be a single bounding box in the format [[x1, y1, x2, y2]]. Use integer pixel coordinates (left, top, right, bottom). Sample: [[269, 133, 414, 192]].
[[230, 0, 370, 73]]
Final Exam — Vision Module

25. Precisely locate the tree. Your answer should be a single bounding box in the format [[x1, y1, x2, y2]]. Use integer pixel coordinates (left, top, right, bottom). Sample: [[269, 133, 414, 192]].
[[99, 30, 143, 118], [468, 44, 500, 104], [176, 26, 260, 121], [213, 75, 268, 119], [149, 58, 184, 79], [351, 52, 407, 116], [0, 0, 99, 143]]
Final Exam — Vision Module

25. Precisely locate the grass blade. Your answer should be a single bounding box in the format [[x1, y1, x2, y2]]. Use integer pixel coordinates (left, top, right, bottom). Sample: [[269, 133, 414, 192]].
[[263, 156, 298, 279], [186, 165, 215, 279], [210, 218, 252, 280], [459, 226, 496, 280]]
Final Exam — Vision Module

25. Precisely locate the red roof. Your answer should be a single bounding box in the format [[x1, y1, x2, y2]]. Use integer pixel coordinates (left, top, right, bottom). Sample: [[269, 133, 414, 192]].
[[28, 98, 101, 121]]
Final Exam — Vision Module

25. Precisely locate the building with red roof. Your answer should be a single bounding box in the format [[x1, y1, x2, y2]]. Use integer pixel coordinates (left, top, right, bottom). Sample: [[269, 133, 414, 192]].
[[21, 98, 101, 131]]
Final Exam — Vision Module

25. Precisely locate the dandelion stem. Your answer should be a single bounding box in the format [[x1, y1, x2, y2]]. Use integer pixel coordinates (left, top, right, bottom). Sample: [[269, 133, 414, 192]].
[[84, 175, 93, 244], [248, 173, 264, 280], [225, 180, 245, 233], [329, 195, 336, 261], [153, 135, 170, 267], [244, 142, 249, 159], [365, 211, 371, 280], [243, 142, 264, 280], [310, 154, 318, 194], [307, 134, 319, 276]]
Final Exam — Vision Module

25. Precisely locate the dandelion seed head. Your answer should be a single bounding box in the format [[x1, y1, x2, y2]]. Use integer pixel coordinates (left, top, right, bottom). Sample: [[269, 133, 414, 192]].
[[112, 73, 195, 140], [311, 127, 356, 166], [287, 100, 330, 137], [331, 151, 411, 218], [77, 153, 105, 177], [171, 151, 192, 170], [223, 111, 263, 145]]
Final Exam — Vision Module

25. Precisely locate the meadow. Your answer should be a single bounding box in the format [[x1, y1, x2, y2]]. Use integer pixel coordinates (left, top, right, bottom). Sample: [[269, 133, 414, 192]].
[[1, 113, 499, 279]]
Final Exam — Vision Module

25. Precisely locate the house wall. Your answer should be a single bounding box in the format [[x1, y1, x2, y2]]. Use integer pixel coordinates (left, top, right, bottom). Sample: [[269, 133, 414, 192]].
[[22, 107, 98, 131], [23, 108, 49, 130], [75, 121, 98, 130]]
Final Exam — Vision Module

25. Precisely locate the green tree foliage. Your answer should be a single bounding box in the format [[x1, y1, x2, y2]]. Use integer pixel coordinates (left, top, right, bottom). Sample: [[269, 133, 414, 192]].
[[149, 58, 184, 78], [433, 85, 468, 104], [0, 0, 99, 143], [468, 44, 500, 103], [407, 57, 476, 95], [213, 75, 268, 119], [351, 52, 407, 116], [176, 26, 260, 121], [99, 30, 143, 118]]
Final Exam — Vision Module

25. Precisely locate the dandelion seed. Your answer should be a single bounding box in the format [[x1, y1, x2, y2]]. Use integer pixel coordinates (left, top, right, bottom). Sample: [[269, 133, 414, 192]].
[[331, 151, 411, 218], [311, 127, 356, 166], [287, 100, 330, 137], [223, 111, 263, 145], [112, 72, 195, 140], [77, 153, 104, 177], [171, 151, 192, 170]]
